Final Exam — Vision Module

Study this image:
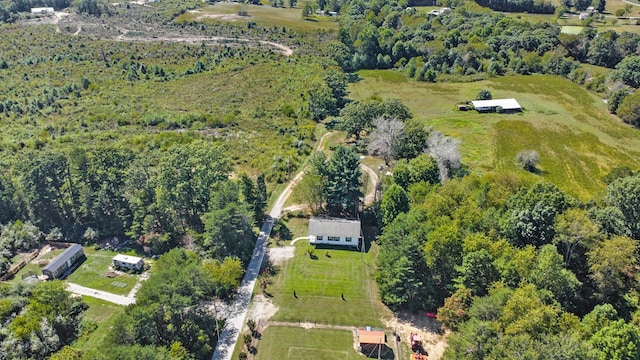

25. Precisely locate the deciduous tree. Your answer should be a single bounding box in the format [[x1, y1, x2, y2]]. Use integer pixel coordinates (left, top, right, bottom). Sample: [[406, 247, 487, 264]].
[[367, 117, 405, 165]]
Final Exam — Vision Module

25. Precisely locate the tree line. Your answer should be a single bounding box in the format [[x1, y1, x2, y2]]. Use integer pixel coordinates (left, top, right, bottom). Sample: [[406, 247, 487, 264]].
[[0, 141, 265, 277], [375, 160, 640, 357]]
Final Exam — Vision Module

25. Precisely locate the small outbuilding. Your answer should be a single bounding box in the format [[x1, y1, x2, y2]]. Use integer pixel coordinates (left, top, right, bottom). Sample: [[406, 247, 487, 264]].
[[113, 254, 144, 271], [357, 327, 391, 358], [471, 98, 522, 113], [42, 244, 85, 280], [31, 7, 54, 15], [308, 217, 361, 248]]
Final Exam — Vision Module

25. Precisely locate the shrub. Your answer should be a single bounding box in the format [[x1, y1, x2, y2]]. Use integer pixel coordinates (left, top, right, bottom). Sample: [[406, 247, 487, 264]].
[[476, 89, 492, 100], [515, 150, 540, 172]]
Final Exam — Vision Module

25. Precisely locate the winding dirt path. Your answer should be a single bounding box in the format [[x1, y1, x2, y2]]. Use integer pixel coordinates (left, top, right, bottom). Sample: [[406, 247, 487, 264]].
[[116, 32, 294, 56], [360, 163, 379, 206]]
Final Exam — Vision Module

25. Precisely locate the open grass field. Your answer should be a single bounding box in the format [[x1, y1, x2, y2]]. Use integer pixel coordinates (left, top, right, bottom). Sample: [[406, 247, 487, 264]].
[[350, 70, 640, 200], [255, 327, 367, 360], [175, 3, 339, 32], [268, 241, 389, 327], [81, 296, 123, 323], [72, 299, 126, 354], [65, 248, 139, 296]]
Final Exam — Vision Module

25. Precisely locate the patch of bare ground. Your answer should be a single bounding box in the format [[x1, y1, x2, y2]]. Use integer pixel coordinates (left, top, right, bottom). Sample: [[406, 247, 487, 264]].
[[384, 311, 449, 360], [195, 13, 251, 21], [246, 294, 278, 328], [266, 246, 295, 266]]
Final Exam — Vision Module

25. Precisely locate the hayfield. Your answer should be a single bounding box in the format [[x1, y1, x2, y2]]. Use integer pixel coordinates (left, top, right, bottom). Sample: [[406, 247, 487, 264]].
[[349, 71, 640, 199], [176, 2, 339, 32], [268, 241, 389, 327]]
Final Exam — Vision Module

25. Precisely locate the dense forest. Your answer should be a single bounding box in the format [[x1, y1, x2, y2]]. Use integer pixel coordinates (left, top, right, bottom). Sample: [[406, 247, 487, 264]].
[[375, 167, 640, 358]]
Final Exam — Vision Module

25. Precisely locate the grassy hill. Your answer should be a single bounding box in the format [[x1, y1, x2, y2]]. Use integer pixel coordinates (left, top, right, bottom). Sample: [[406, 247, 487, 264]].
[[350, 70, 640, 199]]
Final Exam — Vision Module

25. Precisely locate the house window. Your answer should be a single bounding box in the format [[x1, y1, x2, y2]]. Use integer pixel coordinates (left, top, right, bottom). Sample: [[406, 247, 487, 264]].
[[345, 237, 352, 242], [328, 236, 340, 242], [316, 236, 323, 241]]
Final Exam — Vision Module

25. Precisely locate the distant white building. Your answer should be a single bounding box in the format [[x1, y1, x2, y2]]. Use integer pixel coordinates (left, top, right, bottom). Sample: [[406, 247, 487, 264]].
[[113, 254, 144, 271], [31, 7, 54, 15], [427, 7, 450, 16], [471, 98, 522, 113], [308, 217, 361, 248]]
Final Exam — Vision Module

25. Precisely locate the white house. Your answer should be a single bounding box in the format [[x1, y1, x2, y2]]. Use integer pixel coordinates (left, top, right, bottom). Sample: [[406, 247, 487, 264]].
[[113, 254, 144, 271], [471, 98, 522, 113], [308, 217, 361, 248], [427, 7, 450, 16], [31, 7, 54, 15]]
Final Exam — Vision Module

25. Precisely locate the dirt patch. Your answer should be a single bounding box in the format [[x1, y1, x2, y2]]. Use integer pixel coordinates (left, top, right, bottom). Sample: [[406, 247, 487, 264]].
[[246, 294, 278, 326], [267, 246, 295, 266], [384, 311, 449, 360], [195, 13, 252, 21]]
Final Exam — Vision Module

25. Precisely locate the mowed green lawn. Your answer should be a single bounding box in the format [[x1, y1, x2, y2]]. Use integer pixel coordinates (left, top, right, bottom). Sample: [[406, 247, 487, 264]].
[[65, 248, 139, 296], [269, 242, 388, 327], [176, 3, 339, 31], [255, 327, 364, 360], [350, 71, 640, 200]]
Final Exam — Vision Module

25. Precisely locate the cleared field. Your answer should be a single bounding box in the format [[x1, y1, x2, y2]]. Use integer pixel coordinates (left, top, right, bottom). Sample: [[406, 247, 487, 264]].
[[81, 296, 123, 323], [349, 70, 640, 200], [72, 300, 127, 354], [176, 3, 339, 31], [268, 242, 388, 327], [255, 327, 365, 360], [65, 248, 139, 296], [561, 25, 584, 34]]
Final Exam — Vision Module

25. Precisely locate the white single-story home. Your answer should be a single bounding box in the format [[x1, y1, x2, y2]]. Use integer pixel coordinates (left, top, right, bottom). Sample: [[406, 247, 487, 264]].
[[471, 98, 522, 113], [113, 254, 144, 271], [308, 217, 361, 247], [31, 7, 54, 15]]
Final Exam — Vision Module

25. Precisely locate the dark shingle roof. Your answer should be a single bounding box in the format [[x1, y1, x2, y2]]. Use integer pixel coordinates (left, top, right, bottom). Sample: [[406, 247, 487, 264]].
[[43, 244, 84, 272]]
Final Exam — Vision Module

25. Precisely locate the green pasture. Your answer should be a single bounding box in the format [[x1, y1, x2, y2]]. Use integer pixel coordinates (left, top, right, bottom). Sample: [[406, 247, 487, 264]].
[[268, 242, 388, 327], [350, 70, 640, 200], [81, 296, 123, 323], [176, 3, 339, 31], [65, 248, 139, 296], [72, 299, 126, 354], [560, 25, 584, 34], [255, 327, 370, 360]]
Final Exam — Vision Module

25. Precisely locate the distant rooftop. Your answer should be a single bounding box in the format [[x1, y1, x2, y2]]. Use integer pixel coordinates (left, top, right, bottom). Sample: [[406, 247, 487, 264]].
[[113, 254, 143, 264], [471, 98, 522, 110]]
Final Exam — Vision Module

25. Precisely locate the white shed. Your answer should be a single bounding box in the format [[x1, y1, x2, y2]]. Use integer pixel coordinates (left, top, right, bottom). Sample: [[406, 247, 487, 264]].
[[31, 7, 54, 15], [471, 98, 522, 113], [113, 254, 144, 271], [308, 217, 361, 248]]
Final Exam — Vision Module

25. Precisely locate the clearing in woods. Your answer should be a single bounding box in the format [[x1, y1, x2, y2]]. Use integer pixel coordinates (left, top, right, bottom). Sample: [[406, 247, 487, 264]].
[[349, 71, 640, 200]]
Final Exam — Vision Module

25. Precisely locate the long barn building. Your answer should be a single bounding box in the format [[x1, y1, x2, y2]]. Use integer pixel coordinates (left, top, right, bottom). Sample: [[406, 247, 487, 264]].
[[42, 244, 85, 280]]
